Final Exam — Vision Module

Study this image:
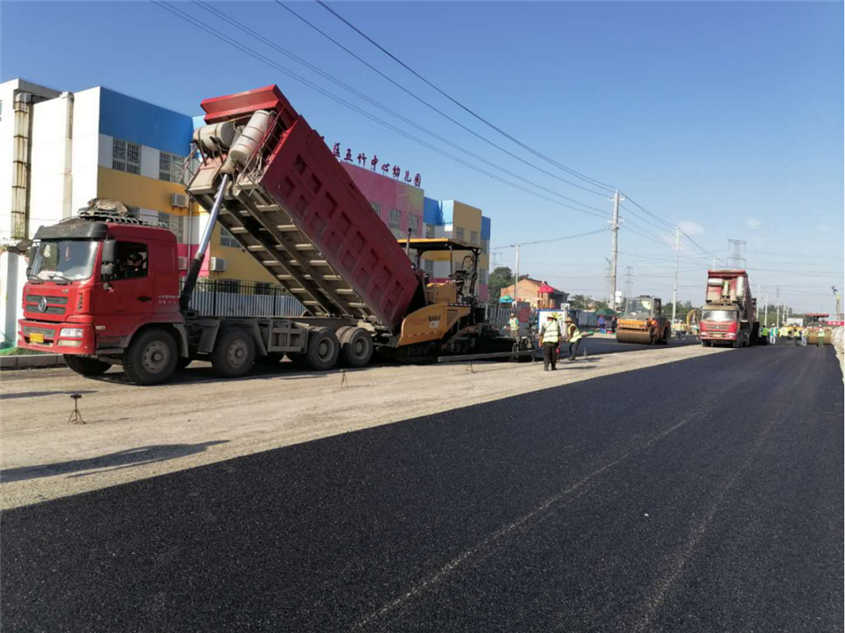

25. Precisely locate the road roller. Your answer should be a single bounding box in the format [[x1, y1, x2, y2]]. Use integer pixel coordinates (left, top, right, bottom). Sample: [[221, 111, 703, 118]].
[[616, 295, 671, 344]]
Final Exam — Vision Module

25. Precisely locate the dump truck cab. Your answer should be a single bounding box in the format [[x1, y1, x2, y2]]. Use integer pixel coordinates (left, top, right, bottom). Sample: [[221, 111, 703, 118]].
[[616, 295, 671, 344], [18, 209, 184, 366]]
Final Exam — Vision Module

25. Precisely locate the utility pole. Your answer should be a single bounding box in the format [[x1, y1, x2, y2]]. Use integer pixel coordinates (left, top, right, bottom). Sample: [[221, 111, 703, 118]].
[[672, 226, 680, 325], [609, 190, 623, 309], [776, 286, 781, 326], [513, 244, 520, 305], [763, 292, 768, 326]]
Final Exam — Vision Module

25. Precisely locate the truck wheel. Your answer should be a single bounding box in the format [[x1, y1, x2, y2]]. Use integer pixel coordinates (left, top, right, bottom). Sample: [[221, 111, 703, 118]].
[[64, 355, 111, 377], [123, 328, 178, 385], [305, 327, 340, 370], [340, 327, 374, 367], [212, 328, 256, 378]]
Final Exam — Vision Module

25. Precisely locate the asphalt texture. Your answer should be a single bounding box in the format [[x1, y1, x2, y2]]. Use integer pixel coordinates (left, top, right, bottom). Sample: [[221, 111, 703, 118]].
[[2, 344, 842, 633]]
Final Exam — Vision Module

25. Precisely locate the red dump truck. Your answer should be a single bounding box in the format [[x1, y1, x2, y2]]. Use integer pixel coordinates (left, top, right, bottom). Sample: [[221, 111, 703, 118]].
[[699, 269, 760, 347], [17, 85, 512, 384]]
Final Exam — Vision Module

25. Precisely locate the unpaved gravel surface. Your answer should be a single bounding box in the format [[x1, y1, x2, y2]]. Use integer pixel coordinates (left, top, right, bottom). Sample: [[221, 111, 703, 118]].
[[1, 344, 727, 509]]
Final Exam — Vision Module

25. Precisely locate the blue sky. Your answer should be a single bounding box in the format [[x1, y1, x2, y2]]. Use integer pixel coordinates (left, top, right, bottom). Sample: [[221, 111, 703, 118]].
[[3, 1, 843, 312]]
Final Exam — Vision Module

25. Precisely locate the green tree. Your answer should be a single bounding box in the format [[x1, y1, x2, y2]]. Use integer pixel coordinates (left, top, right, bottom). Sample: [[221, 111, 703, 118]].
[[488, 266, 514, 303]]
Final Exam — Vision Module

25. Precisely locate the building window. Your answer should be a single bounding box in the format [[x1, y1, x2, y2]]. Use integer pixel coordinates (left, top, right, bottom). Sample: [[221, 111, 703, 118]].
[[112, 138, 141, 174], [159, 151, 184, 183], [220, 226, 240, 247], [454, 227, 465, 241], [424, 223, 435, 238], [407, 214, 420, 237], [389, 209, 401, 229], [371, 202, 381, 215], [470, 230, 479, 245], [157, 211, 185, 243], [255, 282, 274, 295]]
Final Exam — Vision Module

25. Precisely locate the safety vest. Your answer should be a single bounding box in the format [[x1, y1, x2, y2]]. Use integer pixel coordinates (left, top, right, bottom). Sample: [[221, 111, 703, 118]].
[[567, 323, 583, 342], [509, 317, 519, 331], [541, 320, 561, 343]]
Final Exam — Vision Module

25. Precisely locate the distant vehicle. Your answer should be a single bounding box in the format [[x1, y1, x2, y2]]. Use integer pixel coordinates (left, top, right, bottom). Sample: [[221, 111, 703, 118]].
[[616, 295, 671, 344], [699, 269, 760, 347]]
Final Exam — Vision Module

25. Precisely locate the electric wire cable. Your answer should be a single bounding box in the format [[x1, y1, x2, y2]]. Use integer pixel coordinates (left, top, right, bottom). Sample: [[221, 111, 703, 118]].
[[490, 227, 609, 250], [196, 1, 608, 216], [277, 1, 611, 199], [314, 0, 618, 193], [152, 1, 610, 221]]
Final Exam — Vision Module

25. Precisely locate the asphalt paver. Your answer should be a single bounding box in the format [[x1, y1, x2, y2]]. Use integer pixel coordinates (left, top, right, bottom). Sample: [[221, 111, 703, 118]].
[[2, 345, 841, 632]]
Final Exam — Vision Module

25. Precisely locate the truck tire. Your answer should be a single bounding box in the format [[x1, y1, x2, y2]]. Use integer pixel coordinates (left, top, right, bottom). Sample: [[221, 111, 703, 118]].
[[123, 328, 178, 385], [340, 327, 374, 367], [305, 327, 340, 370], [64, 355, 111, 377], [212, 328, 256, 378]]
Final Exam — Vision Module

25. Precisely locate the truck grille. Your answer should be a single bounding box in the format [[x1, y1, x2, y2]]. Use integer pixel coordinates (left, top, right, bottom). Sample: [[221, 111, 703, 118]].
[[25, 294, 68, 315]]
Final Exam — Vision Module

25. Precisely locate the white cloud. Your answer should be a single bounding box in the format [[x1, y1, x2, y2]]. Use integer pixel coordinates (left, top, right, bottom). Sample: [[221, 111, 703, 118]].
[[746, 218, 761, 230], [678, 221, 704, 236]]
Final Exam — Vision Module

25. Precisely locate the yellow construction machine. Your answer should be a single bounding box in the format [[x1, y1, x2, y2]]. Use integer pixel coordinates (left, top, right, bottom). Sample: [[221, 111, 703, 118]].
[[616, 295, 671, 344]]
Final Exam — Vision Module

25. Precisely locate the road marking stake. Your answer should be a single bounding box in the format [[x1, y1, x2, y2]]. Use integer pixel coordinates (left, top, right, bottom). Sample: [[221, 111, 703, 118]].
[[67, 393, 85, 425]]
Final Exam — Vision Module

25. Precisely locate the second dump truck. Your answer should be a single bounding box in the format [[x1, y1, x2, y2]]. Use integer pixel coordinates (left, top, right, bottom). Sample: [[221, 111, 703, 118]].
[[699, 269, 760, 347], [17, 85, 510, 384]]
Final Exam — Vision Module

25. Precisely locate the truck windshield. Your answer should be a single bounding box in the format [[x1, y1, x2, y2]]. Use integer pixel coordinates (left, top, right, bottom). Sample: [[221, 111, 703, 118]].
[[624, 298, 652, 317], [702, 310, 736, 322], [29, 240, 98, 282]]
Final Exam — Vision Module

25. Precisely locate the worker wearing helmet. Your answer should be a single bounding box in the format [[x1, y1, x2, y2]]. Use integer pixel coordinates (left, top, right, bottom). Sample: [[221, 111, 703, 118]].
[[508, 313, 520, 340], [538, 313, 561, 371], [566, 318, 584, 361]]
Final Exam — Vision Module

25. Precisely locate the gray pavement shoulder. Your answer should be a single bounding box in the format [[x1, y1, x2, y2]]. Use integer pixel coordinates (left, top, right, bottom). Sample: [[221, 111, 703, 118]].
[[0, 354, 65, 370]]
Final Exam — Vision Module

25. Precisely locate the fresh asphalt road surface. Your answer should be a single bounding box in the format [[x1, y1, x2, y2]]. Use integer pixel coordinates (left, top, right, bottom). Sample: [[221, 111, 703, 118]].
[[2, 345, 842, 632], [580, 333, 699, 355]]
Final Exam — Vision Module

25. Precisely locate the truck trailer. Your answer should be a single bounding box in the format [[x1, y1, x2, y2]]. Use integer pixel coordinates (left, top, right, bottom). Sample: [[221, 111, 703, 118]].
[[699, 269, 760, 347], [17, 85, 511, 384]]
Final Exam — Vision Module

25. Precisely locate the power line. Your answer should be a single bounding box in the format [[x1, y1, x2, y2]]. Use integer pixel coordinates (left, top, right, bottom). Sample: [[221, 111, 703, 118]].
[[152, 1, 610, 221], [276, 1, 610, 199], [314, 0, 617, 193], [196, 1, 609, 218], [490, 227, 608, 250]]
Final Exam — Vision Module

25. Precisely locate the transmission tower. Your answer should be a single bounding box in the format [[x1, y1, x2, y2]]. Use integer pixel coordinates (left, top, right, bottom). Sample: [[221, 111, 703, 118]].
[[727, 239, 747, 268]]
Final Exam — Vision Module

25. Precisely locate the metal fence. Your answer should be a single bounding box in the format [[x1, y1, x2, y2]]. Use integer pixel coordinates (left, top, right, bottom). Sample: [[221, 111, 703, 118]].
[[184, 279, 305, 318]]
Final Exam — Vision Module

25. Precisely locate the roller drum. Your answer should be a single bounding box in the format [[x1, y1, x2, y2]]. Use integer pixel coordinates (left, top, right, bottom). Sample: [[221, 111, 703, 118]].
[[616, 330, 654, 344]]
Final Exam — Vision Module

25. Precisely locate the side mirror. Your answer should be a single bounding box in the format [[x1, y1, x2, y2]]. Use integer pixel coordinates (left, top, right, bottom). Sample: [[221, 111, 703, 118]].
[[101, 240, 116, 280]]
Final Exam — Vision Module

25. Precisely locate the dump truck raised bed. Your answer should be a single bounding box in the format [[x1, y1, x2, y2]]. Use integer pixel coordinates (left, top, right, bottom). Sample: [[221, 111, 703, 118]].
[[616, 295, 671, 344], [17, 85, 510, 384], [699, 269, 759, 347]]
